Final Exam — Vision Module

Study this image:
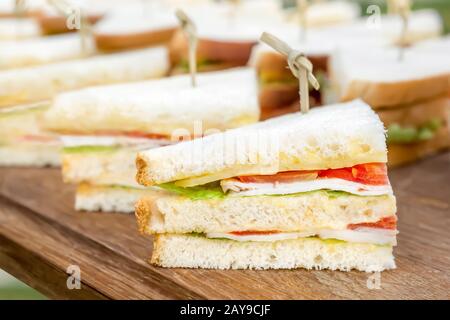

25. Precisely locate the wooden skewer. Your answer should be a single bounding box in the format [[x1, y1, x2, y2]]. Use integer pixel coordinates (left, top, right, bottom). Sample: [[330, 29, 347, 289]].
[[14, 0, 27, 40], [297, 0, 308, 42], [175, 9, 198, 87], [396, 0, 411, 61], [14, 0, 26, 18], [260, 32, 320, 114], [47, 0, 91, 57]]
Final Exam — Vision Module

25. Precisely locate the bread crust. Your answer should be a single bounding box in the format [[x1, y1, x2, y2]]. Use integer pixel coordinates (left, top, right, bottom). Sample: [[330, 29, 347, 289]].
[[95, 27, 176, 52], [342, 74, 450, 109], [378, 96, 449, 127], [135, 197, 153, 234], [169, 30, 256, 67], [37, 14, 103, 35]]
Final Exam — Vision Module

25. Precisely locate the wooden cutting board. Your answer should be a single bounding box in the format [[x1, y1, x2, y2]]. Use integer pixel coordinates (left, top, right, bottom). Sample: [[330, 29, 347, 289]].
[[0, 152, 449, 299]]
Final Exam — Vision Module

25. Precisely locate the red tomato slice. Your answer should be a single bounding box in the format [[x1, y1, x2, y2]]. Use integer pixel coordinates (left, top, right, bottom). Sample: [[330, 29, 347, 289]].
[[21, 134, 58, 143], [351, 163, 389, 186], [229, 230, 280, 236], [348, 216, 397, 230], [237, 163, 388, 186]]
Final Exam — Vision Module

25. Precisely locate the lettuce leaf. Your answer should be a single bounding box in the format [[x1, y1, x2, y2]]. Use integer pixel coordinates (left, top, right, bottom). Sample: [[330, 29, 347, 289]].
[[157, 182, 356, 200], [387, 119, 443, 144], [158, 182, 225, 200], [63, 145, 119, 154]]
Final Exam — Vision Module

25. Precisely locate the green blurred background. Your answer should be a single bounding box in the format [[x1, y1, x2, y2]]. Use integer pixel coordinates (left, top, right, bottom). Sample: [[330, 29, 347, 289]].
[[355, 0, 450, 33], [282, 0, 450, 33], [0, 270, 45, 300]]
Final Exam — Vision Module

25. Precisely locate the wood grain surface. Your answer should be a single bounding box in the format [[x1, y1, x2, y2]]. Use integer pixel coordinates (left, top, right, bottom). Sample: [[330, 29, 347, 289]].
[[0, 152, 449, 300]]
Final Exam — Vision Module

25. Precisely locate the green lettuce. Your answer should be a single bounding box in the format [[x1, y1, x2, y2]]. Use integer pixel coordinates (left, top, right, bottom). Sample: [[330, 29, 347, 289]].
[[158, 182, 225, 200], [0, 103, 49, 119], [387, 119, 443, 144], [157, 182, 356, 201], [179, 59, 220, 72], [63, 145, 119, 154]]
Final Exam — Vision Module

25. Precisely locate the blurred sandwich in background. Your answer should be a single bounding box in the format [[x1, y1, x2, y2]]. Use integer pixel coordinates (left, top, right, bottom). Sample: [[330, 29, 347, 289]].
[[0, 46, 170, 167], [43, 68, 260, 213], [329, 47, 450, 166]]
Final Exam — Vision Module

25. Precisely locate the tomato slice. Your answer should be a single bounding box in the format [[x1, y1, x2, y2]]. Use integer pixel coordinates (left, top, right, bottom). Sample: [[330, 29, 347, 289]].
[[348, 216, 397, 230], [21, 134, 58, 143], [237, 163, 388, 186], [229, 230, 280, 236]]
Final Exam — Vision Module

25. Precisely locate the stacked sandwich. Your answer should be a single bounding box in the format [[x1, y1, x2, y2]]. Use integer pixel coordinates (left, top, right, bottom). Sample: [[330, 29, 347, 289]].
[[169, 0, 363, 76], [43, 68, 259, 213], [330, 47, 450, 166], [0, 46, 169, 167], [135, 100, 398, 272], [249, 8, 443, 119]]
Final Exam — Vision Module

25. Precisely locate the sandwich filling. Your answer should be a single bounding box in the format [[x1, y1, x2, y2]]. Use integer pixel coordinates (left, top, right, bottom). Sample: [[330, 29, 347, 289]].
[[221, 163, 391, 196], [206, 216, 397, 245], [387, 119, 444, 144], [153, 162, 397, 246], [160, 163, 392, 198], [0, 102, 61, 148], [61, 131, 175, 153]]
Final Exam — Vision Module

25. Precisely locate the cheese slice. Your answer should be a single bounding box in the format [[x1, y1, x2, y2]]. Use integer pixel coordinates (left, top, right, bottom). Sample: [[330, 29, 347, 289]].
[[221, 178, 393, 197], [206, 227, 398, 245]]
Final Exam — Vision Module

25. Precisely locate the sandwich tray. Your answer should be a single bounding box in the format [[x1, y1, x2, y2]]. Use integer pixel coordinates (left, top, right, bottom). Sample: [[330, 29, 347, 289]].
[[0, 152, 449, 299]]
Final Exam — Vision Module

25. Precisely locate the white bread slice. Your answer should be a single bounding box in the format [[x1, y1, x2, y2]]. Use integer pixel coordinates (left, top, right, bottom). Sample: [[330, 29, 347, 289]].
[[0, 144, 60, 167], [325, 9, 441, 46], [382, 9, 442, 45], [62, 146, 142, 187], [378, 96, 450, 128], [0, 0, 44, 17], [0, 102, 50, 142], [43, 68, 259, 135], [136, 190, 396, 234], [0, 18, 41, 40], [413, 35, 450, 55], [93, 5, 178, 51], [179, 2, 283, 41], [0, 46, 169, 108], [330, 47, 450, 108], [286, 0, 360, 28], [136, 100, 387, 186], [0, 34, 95, 69], [76, 183, 157, 213], [151, 234, 395, 272], [94, 8, 177, 36]]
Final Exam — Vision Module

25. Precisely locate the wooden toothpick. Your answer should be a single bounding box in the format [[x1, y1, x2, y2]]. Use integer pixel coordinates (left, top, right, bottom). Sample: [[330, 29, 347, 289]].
[[79, 12, 92, 57], [14, 0, 26, 18], [228, 0, 240, 23], [297, 0, 308, 42], [175, 9, 198, 87], [396, 0, 410, 61], [14, 0, 27, 40], [260, 32, 320, 114]]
